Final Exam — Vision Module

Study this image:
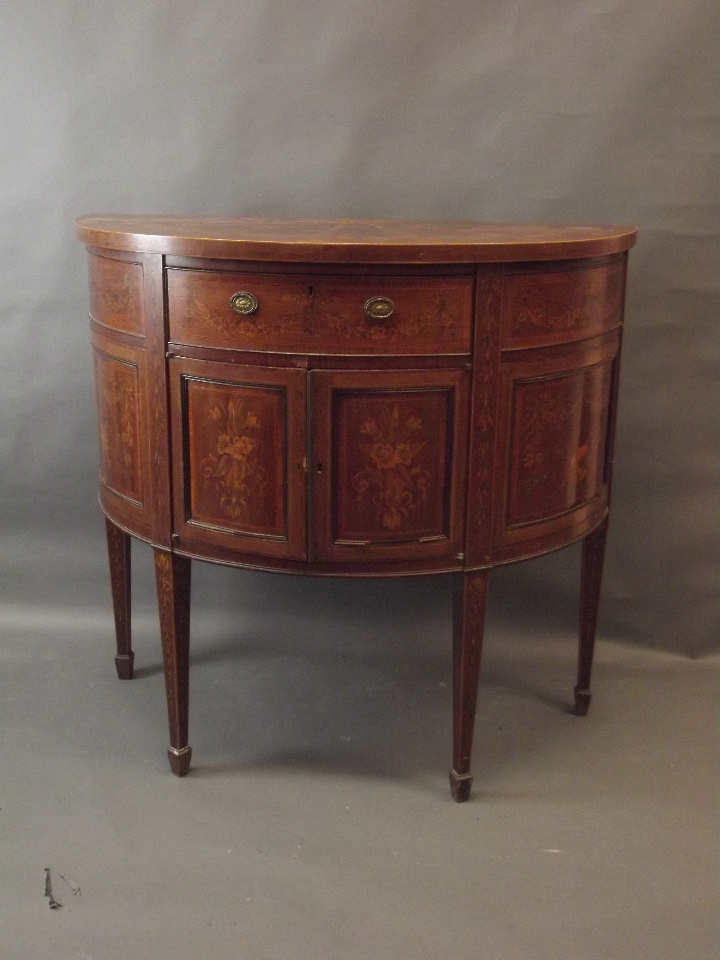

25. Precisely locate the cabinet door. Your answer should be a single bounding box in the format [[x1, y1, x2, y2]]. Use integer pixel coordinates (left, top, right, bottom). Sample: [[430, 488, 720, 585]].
[[169, 358, 307, 559], [311, 369, 469, 563], [492, 336, 618, 560]]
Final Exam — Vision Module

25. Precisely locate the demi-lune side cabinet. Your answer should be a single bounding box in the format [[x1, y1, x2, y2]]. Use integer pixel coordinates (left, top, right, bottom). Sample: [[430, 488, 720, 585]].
[[76, 216, 637, 801]]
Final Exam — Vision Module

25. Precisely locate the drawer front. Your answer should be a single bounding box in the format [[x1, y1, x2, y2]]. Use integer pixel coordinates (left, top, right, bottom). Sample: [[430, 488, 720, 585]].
[[311, 277, 473, 353], [501, 257, 625, 349], [167, 269, 473, 354]]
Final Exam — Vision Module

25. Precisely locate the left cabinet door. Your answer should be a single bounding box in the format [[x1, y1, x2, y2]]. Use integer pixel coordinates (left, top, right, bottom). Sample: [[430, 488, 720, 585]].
[[169, 358, 307, 560]]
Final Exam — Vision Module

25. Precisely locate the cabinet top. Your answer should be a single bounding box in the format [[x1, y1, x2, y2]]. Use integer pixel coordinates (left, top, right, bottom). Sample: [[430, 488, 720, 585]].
[[76, 215, 637, 264]]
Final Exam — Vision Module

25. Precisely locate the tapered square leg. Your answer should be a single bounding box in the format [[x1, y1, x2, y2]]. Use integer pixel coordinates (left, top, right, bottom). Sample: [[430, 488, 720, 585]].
[[450, 570, 490, 802], [154, 549, 192, 776], [575, 518, 608, 716], [105, 518, 134, 679]]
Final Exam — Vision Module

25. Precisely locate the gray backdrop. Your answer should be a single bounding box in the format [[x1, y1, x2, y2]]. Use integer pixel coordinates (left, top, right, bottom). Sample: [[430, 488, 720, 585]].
[[1, 0, 717, 656]]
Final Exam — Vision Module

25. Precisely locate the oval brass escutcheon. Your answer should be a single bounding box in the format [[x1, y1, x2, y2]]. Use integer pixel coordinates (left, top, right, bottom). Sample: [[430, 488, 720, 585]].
[[230, 291, 259, 315], [364, 296, 395, 321]]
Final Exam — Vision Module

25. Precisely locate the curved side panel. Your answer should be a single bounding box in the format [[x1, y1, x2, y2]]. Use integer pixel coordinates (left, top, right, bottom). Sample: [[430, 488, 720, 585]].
[[88, 251, 144, 336], [92, 331, 154, 541], [501, 255, 625, 350], [491, 334, 619, 562]]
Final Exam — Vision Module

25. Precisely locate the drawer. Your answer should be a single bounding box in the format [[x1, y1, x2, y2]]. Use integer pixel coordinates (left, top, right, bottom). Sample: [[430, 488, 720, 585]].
[[167, 269, 473, 354], [501, 257, 625, 349]]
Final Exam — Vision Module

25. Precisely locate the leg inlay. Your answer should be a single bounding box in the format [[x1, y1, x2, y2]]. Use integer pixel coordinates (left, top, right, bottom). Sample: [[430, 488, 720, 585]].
[[450, 570, 490, 802], [154, 549, 192, 776], [105, 518, 134, 679]]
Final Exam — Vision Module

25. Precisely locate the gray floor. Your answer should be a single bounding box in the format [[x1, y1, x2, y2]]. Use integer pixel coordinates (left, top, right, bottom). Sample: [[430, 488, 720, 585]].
[[1, 566, 717, 960]]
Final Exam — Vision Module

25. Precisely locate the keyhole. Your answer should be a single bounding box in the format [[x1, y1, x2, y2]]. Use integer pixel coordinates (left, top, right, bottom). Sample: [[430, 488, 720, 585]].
[[316, 463, 323, 474]]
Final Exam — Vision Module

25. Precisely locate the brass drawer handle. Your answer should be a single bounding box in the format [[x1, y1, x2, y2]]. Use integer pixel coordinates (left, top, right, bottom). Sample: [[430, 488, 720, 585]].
[[364, 296, 395, 321], [230, 291, 259, 315]]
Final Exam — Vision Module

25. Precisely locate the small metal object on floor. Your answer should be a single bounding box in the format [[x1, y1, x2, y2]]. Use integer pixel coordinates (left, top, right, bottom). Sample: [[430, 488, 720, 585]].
[[43, 867, 61, 909], [59, 872, 81, 897]]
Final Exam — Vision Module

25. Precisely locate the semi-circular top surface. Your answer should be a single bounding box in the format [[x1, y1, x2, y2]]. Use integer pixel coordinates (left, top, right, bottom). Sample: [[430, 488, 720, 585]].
[[76, 215, 637, 263]]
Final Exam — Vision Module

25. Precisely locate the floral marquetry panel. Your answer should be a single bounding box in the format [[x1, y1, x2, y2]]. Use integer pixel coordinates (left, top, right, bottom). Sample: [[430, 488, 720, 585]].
[[336, 394, 447, 538], [93, 347, 145, 505], [491, 335, 621, 562], [169, 359, 307, 559], [186, 382, 281, 532], [506, 360, 613, 527], [312, 368, 469, 563]]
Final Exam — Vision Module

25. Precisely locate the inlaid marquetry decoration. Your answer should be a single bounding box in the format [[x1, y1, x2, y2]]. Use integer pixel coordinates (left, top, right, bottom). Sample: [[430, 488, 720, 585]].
[[507, 361, 613, 526], [166, 270, 473, 355], [333, 390, 452, 542], [153, 549, 191, 756], [313, 277, 473, 353], [355, 405, 432, 531], [167, 269, 311, 347], [201, 399, 266, 518], [466, 272, 502, 563], [88, 253, 143, 335], [154, 552, 173, 620], [503, 260, 625, 348], [189, 288, 307, 341], [183, 378, 287, 538], [93, 350, 144, 504]]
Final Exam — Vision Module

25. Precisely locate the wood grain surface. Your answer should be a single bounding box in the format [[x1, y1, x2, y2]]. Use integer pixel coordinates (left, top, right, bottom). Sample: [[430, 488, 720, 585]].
[[77, 215, 637, 263]]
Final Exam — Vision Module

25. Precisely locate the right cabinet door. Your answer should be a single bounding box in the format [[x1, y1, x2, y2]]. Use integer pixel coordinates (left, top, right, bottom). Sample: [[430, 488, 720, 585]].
[[492, 335, 619, 560], [311, 368, 469, 564]]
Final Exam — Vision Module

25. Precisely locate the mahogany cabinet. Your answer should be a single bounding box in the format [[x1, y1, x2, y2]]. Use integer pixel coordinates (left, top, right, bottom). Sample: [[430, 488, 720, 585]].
[[77, 216, 637, 801]]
